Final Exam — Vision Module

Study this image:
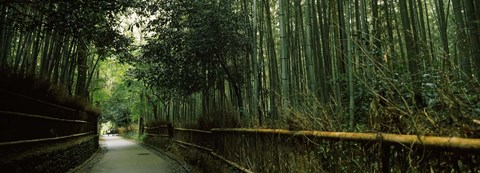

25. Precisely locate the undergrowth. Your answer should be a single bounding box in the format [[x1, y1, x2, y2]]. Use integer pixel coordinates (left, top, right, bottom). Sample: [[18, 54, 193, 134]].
[[180, 108, 241, 130], [280, 68, 480, 137], [0, 69, 99, 116]]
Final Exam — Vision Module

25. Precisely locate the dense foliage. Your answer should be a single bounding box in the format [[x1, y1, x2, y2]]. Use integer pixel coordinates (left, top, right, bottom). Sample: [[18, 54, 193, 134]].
[[124, 0, 480, 136], [3, 1, 479, 172], [0, 0, 133, 98], [132, 0, 248, 97], [2, 0, 479, 136]]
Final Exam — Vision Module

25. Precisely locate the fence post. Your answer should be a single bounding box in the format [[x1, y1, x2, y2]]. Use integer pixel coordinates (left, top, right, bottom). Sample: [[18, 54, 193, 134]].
[[375, 132, 390, 173], [378, 132, 390, 173], [167, 123, 174, 139], [381, 144, 390, 173]]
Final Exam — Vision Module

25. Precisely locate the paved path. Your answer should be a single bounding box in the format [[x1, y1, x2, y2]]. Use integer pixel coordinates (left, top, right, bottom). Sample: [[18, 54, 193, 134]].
[[80, 136, 184, 173]]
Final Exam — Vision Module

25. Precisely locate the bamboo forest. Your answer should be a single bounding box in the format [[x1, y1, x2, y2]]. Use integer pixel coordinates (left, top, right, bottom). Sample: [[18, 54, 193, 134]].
[[1, 0, 480, 172]]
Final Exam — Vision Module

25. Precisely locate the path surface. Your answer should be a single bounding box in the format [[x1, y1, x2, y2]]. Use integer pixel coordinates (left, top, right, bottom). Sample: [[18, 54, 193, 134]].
[[77, 136, 187, 173]]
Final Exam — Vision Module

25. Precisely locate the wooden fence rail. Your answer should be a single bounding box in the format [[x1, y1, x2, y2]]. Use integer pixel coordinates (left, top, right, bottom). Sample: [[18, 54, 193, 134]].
[[0, 89, 99, 173], [0, 110, 97, 142], [143, 125, 480, 173], [211, 128, 480, 150], [0, 111, 93, 124], [0, 90, 98, 145], [0, 131, 96, 146], [144, 125, 168, 130]]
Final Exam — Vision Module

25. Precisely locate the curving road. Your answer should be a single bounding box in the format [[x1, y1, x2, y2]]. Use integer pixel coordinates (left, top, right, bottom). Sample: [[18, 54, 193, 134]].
[[74, 136, 187, 173]]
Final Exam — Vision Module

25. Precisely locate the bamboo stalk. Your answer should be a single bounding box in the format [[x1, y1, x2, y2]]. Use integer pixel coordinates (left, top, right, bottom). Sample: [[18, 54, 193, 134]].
[[146, 133, 169, 138], [173, 139, 212, 152], [473, 119, 480, 125], [211, 128, 480, 150], [381, 134, 480, 150], [144, 125, 168, 130], [174, 128, 211, 134]]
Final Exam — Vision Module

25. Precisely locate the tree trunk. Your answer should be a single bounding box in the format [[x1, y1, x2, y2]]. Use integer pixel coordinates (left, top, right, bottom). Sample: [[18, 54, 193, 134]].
[[304, 0, 318, 100], [400, 0, 424, 108], [452, 0, 471, 78], [75, 40, 88, 98], [279, 0, 290, 110], [464, 0, 480, 81]]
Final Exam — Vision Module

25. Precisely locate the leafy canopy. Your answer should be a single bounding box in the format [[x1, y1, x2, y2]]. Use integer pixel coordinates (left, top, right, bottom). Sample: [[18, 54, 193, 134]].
[[128, 0, 248, 97]]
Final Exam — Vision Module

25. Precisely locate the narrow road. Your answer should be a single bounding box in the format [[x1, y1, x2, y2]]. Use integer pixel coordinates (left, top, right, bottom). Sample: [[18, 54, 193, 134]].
[[77, 136, 187, 173]]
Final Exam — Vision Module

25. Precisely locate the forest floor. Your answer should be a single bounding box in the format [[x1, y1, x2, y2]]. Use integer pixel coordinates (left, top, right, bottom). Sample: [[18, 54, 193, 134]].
[[71, 136, 189, 173]]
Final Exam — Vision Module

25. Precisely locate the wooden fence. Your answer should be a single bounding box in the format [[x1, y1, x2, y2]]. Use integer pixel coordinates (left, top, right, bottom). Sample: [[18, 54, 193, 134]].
[[0, 89, 99, 172], [144, 124, 480, 173], [0, 89, 98, 152]]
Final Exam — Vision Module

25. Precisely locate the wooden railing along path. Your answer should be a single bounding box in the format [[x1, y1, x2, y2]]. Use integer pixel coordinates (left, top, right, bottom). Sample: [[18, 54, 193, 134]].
[[145, 124, 480, 173], [0, 89, 98, 146], [0, 89, 99, 172]]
